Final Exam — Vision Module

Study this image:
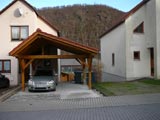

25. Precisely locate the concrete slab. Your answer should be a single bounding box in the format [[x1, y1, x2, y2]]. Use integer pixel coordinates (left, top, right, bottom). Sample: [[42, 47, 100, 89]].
[[56, 83, 101, 99]]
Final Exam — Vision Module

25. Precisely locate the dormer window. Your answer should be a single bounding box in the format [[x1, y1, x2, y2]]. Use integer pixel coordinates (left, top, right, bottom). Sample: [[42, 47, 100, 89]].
[[11, 26, 29, 41], [133, 22, 144, 33]]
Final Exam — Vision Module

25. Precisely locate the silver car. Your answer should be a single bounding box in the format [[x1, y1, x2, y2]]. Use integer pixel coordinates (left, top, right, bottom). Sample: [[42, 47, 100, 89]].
[[28, 70, 56, 92]]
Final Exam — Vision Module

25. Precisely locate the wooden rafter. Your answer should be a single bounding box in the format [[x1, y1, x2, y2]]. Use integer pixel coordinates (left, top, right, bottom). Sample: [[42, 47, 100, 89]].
[[18, 55, 88, 59], [76, 58, 86, 66], [9, 30, 99, 56]]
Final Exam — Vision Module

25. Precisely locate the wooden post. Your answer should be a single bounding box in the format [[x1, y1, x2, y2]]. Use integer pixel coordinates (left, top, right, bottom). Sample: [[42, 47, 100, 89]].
[[82, 63, 86, 84], [21, 69, 25, 91], [19, 58, 34, 91], [87, 57, 92, 89], [88, 70, 92, 89], [20, 59, 25, 91]]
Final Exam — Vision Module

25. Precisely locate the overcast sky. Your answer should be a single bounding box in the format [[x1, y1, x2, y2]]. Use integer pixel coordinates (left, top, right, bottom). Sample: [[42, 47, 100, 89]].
[[0, 0, 142, 12]]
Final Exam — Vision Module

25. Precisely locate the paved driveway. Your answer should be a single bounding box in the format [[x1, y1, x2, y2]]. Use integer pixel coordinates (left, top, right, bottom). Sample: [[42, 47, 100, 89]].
[[56, 82, 102, 99], [4, 83, 101, 103]]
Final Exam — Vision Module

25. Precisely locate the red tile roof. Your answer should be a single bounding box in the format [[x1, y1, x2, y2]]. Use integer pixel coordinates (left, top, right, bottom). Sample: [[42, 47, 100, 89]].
[[100, 0, 150, 38]]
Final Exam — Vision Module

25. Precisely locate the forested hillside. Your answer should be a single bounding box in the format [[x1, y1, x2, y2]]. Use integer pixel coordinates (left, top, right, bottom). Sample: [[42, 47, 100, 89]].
[[38, 5, 125, 48]]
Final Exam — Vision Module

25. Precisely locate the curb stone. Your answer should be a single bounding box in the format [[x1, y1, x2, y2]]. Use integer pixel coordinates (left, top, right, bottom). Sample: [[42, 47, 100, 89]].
[[0, 86, 21, 102]]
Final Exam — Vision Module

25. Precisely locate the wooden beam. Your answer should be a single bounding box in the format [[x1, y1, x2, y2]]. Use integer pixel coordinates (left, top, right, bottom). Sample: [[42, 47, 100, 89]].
[[19, 55, 88, 59], [24, 59, 34, 69], [76, 58, 85, 66], [76, 58, 87, 84]]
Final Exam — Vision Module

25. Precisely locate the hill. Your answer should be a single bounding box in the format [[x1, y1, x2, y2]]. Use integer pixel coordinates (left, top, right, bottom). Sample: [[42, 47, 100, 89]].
[[37, 5, 125, 48]]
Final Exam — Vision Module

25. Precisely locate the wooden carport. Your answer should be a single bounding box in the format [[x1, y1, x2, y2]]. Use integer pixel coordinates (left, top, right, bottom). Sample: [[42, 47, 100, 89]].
[[9, 29, 99, 91]]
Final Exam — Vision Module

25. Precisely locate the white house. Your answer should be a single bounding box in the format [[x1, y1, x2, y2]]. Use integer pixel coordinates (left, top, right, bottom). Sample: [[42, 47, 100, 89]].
[[0, 0, 59, 86], [100, 0, 160, 81], [0, 0, 98, 90]]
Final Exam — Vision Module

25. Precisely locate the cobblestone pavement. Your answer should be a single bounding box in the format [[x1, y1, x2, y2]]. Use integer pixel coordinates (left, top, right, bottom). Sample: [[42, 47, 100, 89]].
[[0, 93, 160, 112], [0, 103, 160, 120]]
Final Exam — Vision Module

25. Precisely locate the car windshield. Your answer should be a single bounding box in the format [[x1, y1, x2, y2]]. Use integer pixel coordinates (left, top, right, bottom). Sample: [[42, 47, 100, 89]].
[[35, 70, 53, 76]]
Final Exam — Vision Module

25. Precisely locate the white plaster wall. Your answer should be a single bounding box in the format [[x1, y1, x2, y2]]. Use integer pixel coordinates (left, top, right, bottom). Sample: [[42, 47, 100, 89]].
[[144, 0, 157, 78], [155, 0, 160, 79], [0, 1, 38, 52], [125, 2, 152, 79], [131, 34, 150, 78], [101, 0, 159, 81], [0, 1, 57, 86], [0, 1, 37, 86], [101, 23, 126, 78], [145, 0, 156, 48], [37, 18, 57, 36]]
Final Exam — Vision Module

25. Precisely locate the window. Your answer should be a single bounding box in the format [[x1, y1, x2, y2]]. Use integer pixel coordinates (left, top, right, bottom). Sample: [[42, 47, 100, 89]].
[[0, 60, 11, 73], [112, 53, 115, 66], [133, 51, 140, 60], [11, 26, 29, 41], [133, 22, 144, 33]]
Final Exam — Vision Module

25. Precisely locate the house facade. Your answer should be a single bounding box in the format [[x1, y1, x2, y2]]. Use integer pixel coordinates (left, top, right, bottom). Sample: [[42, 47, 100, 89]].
[[0, 0, 58, 86], [0, 0, 98, 90], [100, 0, 160, 81]]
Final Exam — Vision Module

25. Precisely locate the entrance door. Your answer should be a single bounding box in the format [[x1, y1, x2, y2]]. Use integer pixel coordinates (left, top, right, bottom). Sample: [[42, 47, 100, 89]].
[[150, 48, 154, 76]]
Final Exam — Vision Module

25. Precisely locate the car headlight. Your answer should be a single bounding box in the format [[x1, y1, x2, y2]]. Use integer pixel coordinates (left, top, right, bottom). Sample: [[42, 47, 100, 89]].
[[28, 80, 35, 86], [47, 80, 54, 85]]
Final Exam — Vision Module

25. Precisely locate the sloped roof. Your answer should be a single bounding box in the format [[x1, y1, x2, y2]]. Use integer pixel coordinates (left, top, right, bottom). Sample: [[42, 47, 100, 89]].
[[0, 0, 59, 34], [9, 29, 99, 57], [100, 0, 150, 38]]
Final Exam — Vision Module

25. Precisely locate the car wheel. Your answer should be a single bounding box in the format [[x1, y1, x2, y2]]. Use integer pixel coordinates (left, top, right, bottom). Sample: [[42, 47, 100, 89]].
[[5, 78, 10, 88], [53, 88, 56, 91], [6, 83, 10, 88], [28, 89, 32, 92]]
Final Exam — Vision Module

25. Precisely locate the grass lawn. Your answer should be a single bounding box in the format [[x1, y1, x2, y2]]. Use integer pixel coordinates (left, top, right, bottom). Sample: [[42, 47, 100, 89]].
[[92, 79, 160, 96]]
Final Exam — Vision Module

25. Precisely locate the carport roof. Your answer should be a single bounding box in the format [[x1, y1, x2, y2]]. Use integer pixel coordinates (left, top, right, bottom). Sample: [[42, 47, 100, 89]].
[[9, 29, 99, 57]]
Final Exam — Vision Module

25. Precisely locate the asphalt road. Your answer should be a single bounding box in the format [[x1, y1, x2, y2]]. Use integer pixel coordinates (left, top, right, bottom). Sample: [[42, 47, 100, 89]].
[[0, 103, 160, 120]]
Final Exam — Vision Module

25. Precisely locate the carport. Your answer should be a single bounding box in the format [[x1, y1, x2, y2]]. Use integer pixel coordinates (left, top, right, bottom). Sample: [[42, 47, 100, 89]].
[[9, 29, 98, 91]]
